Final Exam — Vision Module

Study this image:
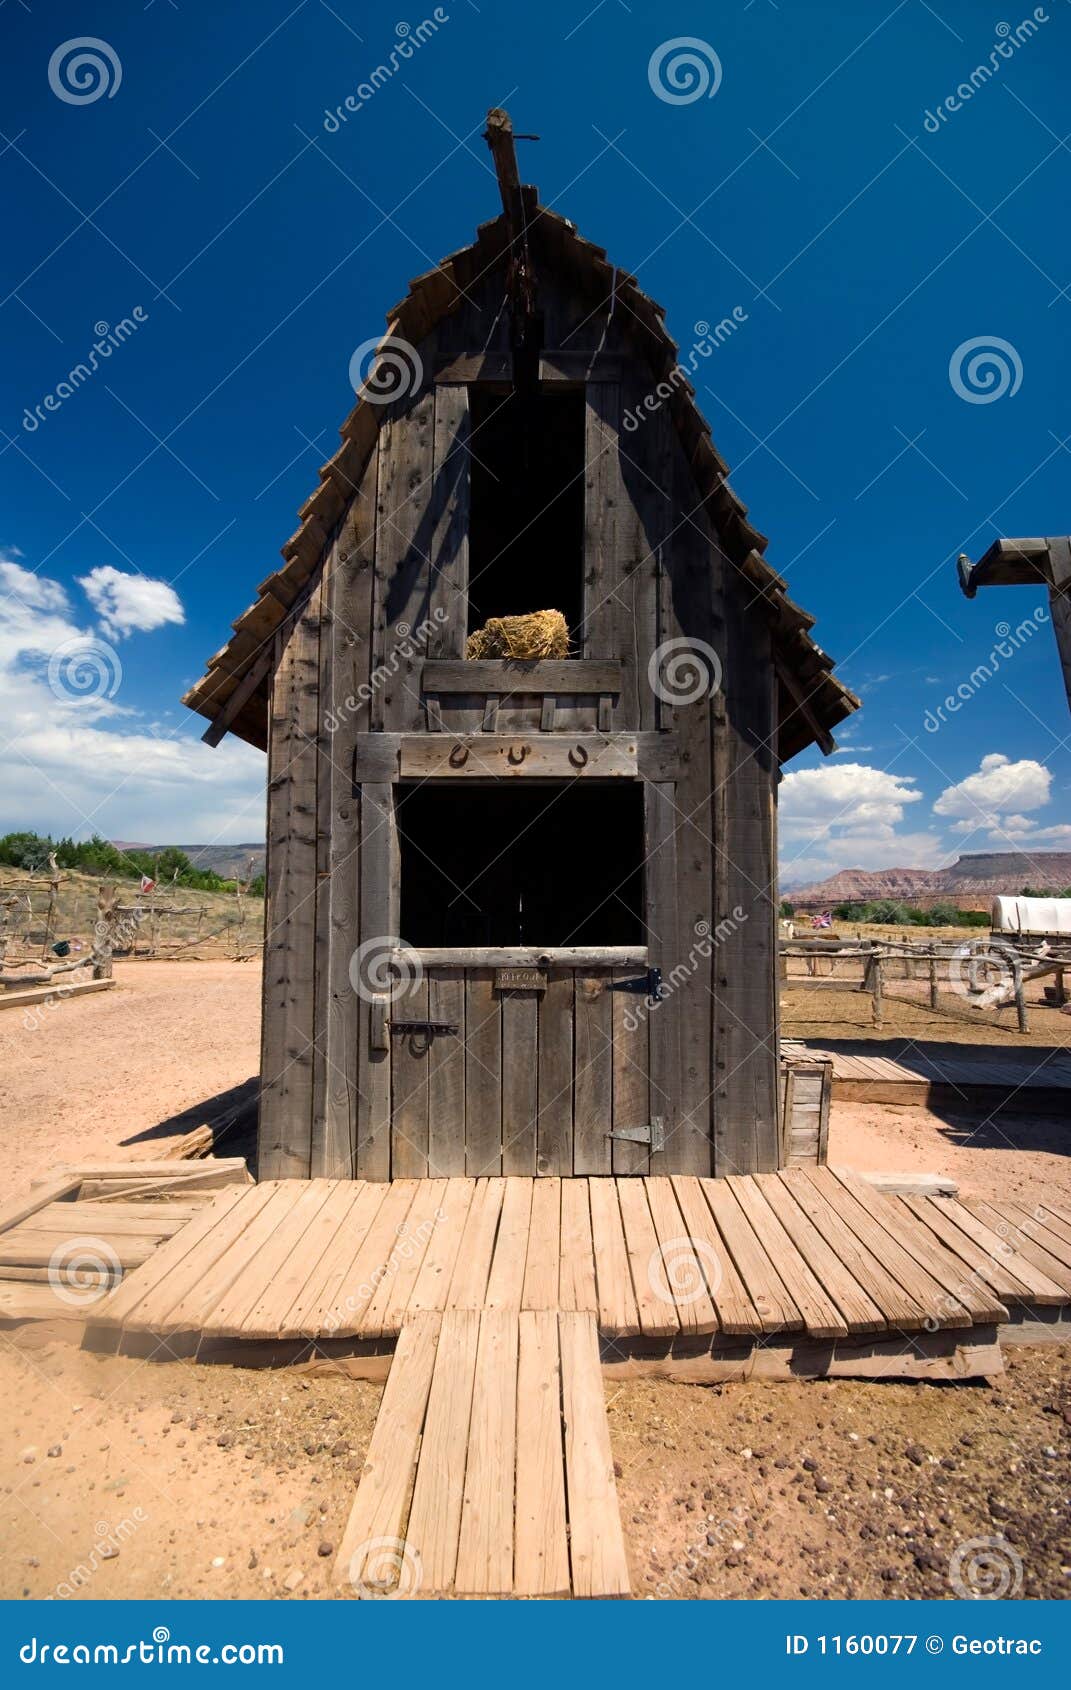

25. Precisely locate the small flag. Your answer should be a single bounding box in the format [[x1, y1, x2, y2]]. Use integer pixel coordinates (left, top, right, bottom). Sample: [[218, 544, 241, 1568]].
[[140, 874, 156, 894], [811, 910, 832, 929]]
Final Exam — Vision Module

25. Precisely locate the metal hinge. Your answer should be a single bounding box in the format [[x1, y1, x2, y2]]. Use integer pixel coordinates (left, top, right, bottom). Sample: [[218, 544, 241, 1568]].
[[606, 1116, 665, 1152], [609, 967, 664, 1001], [389, 1020, 459, 1036]]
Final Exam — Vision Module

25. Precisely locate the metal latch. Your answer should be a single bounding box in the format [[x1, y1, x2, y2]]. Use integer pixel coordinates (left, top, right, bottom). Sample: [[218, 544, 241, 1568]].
[[609, 967, 664, 1001], [607, 1116, 665, 1152], [389, 1020, 459, 1036]]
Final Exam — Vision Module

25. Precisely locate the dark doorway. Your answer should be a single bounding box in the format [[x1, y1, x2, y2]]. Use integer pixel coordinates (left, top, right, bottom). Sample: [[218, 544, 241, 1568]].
[[398, 782, 644, 947], [466, 387, 586, 642]]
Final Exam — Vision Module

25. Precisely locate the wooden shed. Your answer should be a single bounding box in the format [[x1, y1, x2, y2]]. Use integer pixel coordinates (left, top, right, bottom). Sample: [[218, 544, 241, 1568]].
[[184, 112, 857, 1184]]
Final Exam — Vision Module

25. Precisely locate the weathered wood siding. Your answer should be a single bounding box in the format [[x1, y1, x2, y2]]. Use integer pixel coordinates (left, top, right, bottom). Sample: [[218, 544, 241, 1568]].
[[258, 266, 781, 1179]]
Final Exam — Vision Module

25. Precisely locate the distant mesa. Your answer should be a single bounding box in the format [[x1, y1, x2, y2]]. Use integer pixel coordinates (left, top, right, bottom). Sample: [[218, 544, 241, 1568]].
[[784, 851, 1071, 910], [110, 841, 266, 881]]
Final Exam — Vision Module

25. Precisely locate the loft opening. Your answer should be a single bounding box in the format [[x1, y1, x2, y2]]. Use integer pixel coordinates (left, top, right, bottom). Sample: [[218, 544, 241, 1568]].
[[397, 781, 644, 947], [466, 386, 585, 644]]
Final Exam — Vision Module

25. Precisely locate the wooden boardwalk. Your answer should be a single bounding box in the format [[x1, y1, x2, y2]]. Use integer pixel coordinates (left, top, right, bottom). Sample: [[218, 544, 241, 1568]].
[[783, 1038, 1071, 1109], [334, 1309, 630, 1599], [90, 1170, 1071, 1347]]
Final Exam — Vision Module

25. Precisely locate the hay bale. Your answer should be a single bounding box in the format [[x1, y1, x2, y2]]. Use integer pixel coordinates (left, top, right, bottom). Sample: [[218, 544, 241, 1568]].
[[466, 609, 570, 661]]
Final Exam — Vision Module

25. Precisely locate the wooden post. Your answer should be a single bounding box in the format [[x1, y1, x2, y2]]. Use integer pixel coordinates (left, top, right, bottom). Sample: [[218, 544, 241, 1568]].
[[1014, 959, 1028, 1034], [929, 956, 938, 1011], [871, 954, 884, 1028]]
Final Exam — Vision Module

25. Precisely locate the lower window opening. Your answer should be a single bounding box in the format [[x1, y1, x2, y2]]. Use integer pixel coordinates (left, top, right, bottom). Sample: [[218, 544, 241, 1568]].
[[397, 782, 644, 948]]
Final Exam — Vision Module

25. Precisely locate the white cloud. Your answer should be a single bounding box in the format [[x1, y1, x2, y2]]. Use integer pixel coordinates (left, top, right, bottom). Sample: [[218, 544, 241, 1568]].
[[933, 752, 1050, 821], [78, 565, 185, 639], [779, 762, 947, 881], [0, 552, 263, 843]]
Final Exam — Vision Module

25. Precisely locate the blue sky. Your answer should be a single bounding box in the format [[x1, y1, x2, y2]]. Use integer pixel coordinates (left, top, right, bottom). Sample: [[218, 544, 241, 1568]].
[[1, 0, 1069, 882]]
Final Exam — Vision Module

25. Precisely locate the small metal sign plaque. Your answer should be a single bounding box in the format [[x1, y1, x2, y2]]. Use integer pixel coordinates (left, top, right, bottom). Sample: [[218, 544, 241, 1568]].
[[495, 966, 547, 993]]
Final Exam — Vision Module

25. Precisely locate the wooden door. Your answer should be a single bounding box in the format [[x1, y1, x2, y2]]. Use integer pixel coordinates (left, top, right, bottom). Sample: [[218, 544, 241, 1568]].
[[386, 966, 653, 1178]]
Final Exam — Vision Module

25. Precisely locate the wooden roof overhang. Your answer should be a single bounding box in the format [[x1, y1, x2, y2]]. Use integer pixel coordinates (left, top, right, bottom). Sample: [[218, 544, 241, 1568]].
[[183, 125, 858, 764]]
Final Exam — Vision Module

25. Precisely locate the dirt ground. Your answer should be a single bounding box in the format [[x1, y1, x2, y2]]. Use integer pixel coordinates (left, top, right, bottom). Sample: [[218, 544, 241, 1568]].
[[0, 957, 1069, 1601], [0, 959, 260, 1200]]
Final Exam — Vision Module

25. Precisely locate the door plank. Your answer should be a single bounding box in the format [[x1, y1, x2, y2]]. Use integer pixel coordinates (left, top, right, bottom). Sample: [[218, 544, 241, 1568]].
[[537, 971, 573, 1175], [573, 975, 613, 1175], [501, 991, 538, 1174], [465, 970, 502, 1176]]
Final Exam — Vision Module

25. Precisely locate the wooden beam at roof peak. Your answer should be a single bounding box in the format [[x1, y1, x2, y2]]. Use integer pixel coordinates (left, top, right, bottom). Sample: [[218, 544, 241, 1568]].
[[483, 108, 539, 213]]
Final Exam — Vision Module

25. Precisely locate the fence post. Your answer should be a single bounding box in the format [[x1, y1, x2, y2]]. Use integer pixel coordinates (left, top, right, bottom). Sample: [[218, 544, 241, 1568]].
[[1014, 960, 1028, 1034], [872, 955, 884, 1028], [929, 956, 938, 1011]]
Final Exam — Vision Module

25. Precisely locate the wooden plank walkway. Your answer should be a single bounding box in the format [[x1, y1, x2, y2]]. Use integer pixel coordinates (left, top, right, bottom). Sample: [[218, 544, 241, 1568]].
[[783, 1038, 1071, 1108], [88, 1171, 1071, 1346], [334, 1309, 629, 1599]]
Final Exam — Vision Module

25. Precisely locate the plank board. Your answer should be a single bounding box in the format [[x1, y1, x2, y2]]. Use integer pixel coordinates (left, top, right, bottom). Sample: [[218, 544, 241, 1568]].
[[402, 1308, 480, 1594], [701, 1178, 802, 1333], [537, 973, 573, 1175], [280, 1182, 384, 1337], [587, 1178, 640, 1337], [642, 1176, 718, 1334], [334, 1312, 440, 1594], [573, 975, 613, 1175], [558, 1310, 631, 1598], [558, 1178, 598, 1315], [455, 1309, 519, 1596], [500, 990, 538, 1174], [407, 1177, 475, 1314], [521, 1177, 561, 1311], [485, 1178, 533, 1311], [464, 970, 502, 1177], [829, 1168, 1007, 1325], [670, 1175, 760, 1335], [446, 1179, 505, 1309], [617, 1178, 679, 1338], [725, 1175, 847, 1340], [514, 1309, 570, 1597]]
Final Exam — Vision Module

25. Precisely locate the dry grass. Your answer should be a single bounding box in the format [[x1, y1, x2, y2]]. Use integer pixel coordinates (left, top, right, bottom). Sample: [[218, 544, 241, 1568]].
[[465, 608, 570, 660]]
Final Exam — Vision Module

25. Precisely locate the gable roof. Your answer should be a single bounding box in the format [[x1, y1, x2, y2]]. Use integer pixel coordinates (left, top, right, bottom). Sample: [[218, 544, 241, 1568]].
[[182, 202, 858, 761]]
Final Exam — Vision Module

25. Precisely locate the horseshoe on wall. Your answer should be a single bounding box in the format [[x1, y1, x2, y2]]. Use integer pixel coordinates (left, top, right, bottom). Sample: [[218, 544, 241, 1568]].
[[448, 743, 470, 767], [568, 743, 589, 769], [507, 743, 529, 765]]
